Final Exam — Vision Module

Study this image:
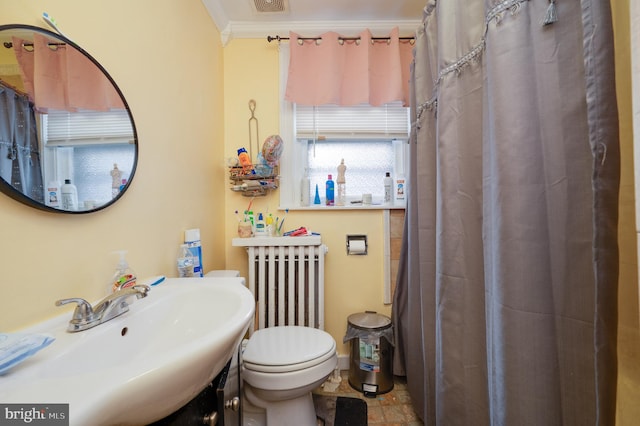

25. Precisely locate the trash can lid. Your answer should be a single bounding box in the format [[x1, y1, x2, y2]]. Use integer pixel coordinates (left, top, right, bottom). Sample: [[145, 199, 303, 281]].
[[348, 311, 391, 330]]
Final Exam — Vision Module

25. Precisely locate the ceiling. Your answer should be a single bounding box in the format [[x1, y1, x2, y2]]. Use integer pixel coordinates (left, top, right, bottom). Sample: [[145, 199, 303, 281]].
[[202, 0, 425, 44]]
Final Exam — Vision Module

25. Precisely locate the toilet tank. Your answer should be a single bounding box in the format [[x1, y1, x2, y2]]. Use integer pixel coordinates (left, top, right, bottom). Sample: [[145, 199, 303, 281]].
[[205, 270, 241, 278]]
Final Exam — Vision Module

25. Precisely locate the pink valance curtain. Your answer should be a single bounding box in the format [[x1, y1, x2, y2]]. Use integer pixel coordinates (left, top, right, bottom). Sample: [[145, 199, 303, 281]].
[[285, 28, 414, 106], [12, 33, 124, 113]]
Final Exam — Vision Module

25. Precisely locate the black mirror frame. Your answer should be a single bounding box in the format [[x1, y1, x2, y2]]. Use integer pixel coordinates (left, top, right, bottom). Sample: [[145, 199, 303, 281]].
[[0, 23, 138, 214]]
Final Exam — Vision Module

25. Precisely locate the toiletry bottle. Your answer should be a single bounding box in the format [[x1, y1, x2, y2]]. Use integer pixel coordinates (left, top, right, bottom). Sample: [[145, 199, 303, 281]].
[[246, 210, 255, 233], [110, 250, 137, 293], [396, 174, 405, 202], [325, 174, 335, 206], [254, 213, 267, 237], [238, 148, 252, 169], [177, 244, 195, 277], [266, 214, 274, 236], [61, 179, 78, 211], [336, 159, 346, 206], [384, 172, 393, 205], [111, 163, 122, 199], [184, 228, 203, 277], [45, 181, 60, 208], [300, 168, 310, 206], [314, 184, 321, 205]]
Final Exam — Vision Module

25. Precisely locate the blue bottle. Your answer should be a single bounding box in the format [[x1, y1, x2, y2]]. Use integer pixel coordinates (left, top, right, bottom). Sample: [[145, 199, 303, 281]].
[[325, 174, 335, 206], [314, 184, 321, 205]]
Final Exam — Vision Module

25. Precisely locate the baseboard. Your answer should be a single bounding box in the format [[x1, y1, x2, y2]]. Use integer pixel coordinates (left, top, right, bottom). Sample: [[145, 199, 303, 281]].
[[338, 354, 349, 371]]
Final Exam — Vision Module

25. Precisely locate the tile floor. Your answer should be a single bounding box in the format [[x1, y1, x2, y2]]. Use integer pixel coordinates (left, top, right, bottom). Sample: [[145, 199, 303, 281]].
[[313, 351, 640, 426], [313, 370, 424, 426]]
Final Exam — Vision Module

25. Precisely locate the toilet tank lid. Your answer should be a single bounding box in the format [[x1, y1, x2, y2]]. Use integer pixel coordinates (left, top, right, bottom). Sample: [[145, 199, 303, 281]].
[[204, 270, 240, 277], [243, 326, 335, 366]]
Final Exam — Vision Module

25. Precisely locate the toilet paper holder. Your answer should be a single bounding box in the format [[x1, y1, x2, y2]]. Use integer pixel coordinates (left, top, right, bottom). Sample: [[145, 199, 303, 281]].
[[346, 234, 368, 255]]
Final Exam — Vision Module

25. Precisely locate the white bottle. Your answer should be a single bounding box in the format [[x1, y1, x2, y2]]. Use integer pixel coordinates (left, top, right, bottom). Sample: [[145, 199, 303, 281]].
[[300, 168, 310, 206], [45, 181, 60, 208], [184, 228, 203, 277], [395, 174, 406, 202], [254, 213, 267, 237], [60, 179, 78, 211], [336, 159, 346, 206], [383, 172, 393, 205], [177, 244, 195, 277]]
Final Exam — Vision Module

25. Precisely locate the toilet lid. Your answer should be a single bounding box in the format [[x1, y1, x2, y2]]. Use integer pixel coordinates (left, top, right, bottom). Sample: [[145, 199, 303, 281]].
[[243, 326, 336, 373]]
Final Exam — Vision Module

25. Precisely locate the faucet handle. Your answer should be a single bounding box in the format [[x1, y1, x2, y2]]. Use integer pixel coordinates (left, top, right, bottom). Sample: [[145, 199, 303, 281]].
[[55, 297, 94, 321], [131, 284, 151, 298]]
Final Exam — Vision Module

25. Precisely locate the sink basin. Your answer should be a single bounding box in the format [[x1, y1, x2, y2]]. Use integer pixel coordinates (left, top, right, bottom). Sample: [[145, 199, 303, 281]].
[[0, 277, 255, 426]]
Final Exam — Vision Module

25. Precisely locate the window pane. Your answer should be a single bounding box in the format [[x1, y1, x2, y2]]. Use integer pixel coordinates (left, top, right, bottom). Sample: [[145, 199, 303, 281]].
[[306, 139, 394, 200], [72, 144, 135, 204]]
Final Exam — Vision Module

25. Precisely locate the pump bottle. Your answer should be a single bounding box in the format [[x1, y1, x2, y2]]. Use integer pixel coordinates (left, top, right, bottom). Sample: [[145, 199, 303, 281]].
[[110, 250, 137, 293]]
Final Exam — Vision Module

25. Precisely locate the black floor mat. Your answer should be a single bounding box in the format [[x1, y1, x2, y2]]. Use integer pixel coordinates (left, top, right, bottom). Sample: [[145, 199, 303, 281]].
[[314, 394, 367, 426], [334, 396, 367, 426]]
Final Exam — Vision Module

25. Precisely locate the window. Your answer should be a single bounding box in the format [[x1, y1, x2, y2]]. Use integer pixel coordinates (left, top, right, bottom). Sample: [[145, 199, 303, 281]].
[[304, 138, 396, 199], [278, 45, 409, 208], [40, 109, 135, 205]]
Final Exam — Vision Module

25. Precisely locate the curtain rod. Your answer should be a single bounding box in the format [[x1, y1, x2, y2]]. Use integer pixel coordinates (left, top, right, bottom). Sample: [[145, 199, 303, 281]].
[[267, 35, 415, 43], [3, 42, 66, 49], [0, 78, 30, 100]]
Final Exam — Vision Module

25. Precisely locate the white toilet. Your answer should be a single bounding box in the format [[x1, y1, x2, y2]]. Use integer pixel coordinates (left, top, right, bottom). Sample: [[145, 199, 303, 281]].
[[241, 326, 337, 426], [205, 270, 337, 426]]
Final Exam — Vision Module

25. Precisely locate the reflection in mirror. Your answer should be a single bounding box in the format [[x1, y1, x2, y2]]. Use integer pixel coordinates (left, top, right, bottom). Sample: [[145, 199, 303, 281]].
[[0, 24, 137, 213]]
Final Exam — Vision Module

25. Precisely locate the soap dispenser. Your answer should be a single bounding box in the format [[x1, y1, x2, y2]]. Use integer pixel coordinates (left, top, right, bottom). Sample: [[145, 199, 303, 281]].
[[110, 250, 137, 293]]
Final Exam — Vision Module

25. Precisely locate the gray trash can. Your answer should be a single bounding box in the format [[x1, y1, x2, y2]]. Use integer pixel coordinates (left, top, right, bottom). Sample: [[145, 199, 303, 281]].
[[343, 311, 394, 397]]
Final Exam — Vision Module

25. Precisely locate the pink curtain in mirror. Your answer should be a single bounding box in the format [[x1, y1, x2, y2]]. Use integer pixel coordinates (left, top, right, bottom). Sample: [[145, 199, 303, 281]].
[[285, 28, 414, 106], [12, 34, 124, 112]]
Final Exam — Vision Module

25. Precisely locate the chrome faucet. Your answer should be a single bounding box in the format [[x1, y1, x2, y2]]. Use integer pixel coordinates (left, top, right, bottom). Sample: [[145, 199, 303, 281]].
[[55, 285, 150, 332]]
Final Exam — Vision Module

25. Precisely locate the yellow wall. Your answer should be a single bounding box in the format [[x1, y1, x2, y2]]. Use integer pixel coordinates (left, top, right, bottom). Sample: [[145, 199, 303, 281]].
[[612, 0, 637, 332], [611, 0, 640, 424], [223, 39, 392, 356], [2, 0, 635, 390], [1, 0, 226, 330]]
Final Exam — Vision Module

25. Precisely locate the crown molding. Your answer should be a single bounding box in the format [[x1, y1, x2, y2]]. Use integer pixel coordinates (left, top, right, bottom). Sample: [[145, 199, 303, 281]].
[[201, 0, 230, 32], [218, 19, 421, 46]]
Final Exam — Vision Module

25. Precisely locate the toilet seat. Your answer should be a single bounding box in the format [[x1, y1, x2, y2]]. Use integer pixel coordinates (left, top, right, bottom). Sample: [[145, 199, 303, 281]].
[[243, 326, 336, 374]]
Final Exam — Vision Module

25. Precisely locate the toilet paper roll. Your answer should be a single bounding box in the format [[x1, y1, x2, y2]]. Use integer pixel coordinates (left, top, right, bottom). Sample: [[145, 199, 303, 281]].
[[348, 240, 367, 255]]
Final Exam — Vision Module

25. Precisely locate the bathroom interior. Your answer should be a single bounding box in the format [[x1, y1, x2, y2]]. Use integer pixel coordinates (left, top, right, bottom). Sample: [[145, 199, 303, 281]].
[[0, 0, 639, 425]]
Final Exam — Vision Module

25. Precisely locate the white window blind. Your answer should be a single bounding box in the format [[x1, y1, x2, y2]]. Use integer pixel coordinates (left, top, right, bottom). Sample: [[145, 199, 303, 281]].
[[44, 109, 134, 146], [295, 103, 410, 139], [278, 43, 409, 208]]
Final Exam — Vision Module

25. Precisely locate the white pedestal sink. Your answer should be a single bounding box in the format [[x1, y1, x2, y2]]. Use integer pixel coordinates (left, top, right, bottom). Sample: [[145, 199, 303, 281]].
[[0, 277, 255, 426]]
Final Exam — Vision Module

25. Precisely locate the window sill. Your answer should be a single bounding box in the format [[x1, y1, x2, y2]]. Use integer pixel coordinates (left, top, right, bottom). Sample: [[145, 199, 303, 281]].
[[279, 204, 406, 211]]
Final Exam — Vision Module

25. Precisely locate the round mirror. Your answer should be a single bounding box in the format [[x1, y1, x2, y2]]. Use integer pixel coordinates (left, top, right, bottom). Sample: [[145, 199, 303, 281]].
[[0, 24, 137, 213]]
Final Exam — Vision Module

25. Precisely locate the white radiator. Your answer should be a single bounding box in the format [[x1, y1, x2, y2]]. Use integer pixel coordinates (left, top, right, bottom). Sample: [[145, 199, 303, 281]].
[[233, 236, 328, 335]]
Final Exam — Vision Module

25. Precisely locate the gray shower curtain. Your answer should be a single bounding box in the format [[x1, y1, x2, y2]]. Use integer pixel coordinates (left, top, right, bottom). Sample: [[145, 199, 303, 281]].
[[392, 0, 620, 425], [0, 84, 43, 203]]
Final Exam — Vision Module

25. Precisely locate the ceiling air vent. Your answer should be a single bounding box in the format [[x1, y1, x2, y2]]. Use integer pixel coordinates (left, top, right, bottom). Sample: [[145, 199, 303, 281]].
[[252, 0, 288, 13]]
